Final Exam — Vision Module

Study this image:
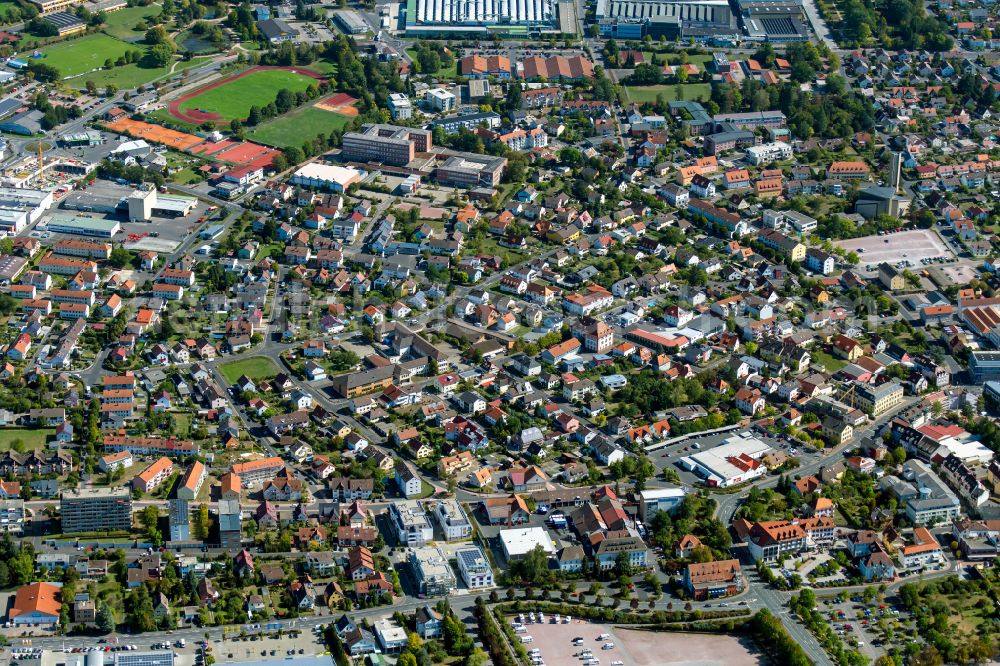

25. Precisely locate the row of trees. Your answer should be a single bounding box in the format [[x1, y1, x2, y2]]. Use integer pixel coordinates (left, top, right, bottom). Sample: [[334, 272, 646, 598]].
[[758, 604, 823, 666], [243, 82, 324, 127]]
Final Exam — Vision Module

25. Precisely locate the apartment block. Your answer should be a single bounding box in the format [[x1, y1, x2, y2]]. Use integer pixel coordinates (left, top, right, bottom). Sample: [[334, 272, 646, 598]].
[[60, 488, 133, 533]]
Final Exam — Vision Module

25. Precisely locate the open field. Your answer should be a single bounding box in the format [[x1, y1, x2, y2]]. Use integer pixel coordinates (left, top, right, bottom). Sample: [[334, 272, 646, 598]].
[[173, 67, 322, 123], [100, 4, 163, 40], [520, 620, 762, 666], [219, 357, 280, 383], [636, 52, 713, 66], [0, 427, 53, 451], [834, 229, 952, 266], [623, 83, 712, 103], [78, 56, 211, 91], [35, 34, 134, 78], [249, 104, 352, 148]]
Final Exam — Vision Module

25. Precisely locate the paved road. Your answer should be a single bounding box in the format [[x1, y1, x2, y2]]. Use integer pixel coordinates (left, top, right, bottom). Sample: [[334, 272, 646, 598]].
[[5, 593, 484, 652], [800, 0, 840, 52]]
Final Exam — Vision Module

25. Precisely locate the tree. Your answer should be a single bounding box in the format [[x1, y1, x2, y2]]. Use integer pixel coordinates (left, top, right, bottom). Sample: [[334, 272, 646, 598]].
[[141, 43, 174, 69], [108, 247, 132, 269], [140, 506, 161, 545], [145, 25, 169, 44], [96, 600, 115, 633]]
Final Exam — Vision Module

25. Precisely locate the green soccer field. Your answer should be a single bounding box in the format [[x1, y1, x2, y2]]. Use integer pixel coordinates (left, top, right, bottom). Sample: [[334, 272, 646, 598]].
[[178, 69, 318, 121], [35, 34, 135, 78], [249, 105, 352, 148], [623, 83, 712, 103]]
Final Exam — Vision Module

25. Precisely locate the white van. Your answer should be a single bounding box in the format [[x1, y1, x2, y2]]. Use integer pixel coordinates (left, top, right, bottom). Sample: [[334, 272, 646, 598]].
[[521, 636, 533, 644]]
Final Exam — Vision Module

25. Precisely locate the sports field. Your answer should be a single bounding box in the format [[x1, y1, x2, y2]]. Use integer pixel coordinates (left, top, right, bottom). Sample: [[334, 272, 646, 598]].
[[219, 357, 280, 383], [250, 105, 352, 149], [35, 34, 134, 78], [623, 83, 711, 103], [100, 4, 163, 40], [80, 56, 210, 92], [174, 67, 322, 123]]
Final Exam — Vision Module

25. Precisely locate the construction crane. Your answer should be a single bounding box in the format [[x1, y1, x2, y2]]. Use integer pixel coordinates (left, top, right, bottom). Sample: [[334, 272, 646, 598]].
[[37, 141, 43, 184]]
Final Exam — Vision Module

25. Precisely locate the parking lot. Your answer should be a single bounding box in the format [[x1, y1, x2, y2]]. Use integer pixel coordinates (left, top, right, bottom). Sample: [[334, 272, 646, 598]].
[[649, 429, 816, 488], [211, 630, 328, 664], [834, 228, 953, 268], [819, 594, 911, 661], [512, 615, 762, 666]]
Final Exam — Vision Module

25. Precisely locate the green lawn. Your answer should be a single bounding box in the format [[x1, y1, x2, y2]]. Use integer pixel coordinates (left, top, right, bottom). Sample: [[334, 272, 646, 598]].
[[249, 105, 352, 148], [623, 83, 712, 103], [179, 69, 318, 121], [169, 166, 203, 184], [639, 52, 713, 66], [100, 4, 162, 41], [811, 350, 847, 373], [219, 356, 280, 383], [76, 56, 211, 92], [36, 34, 135, 78], [0, 427, 53, 451], [307, 59, 338, 76]]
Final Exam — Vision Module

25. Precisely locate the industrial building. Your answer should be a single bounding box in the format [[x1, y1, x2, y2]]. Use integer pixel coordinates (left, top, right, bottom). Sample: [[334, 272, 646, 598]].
[[405, 0, 574, 36], [677, 435, 772, 487], [60, 487, 133, 533], [41, 214, 121, 238], [0, 185, 54, 234], [290, 163, 364, 192], [499, 526, 556, 561], [334, 9, 369, 33], [341, 124, 433, 166], [0, 109, 44, 136], [738, 0, 810, 42], [58, 183, 195, 225], [595, 0, 737, 40]]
